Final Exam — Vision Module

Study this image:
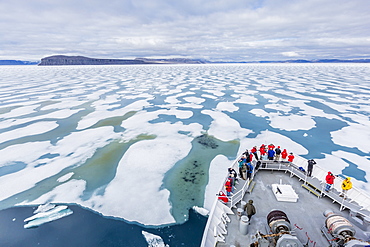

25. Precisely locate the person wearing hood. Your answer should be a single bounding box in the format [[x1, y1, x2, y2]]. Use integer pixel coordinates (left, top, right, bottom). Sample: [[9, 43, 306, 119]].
[[340, 177, 353, 199], [325, 172, 336, 192], [281, 149, 288, 161], [251, 146, 258, 160], [243, 199, 256, 221]]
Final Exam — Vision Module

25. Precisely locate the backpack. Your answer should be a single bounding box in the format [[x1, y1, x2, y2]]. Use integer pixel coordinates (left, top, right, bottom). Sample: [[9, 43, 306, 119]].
[[247, 163, 253, 173]]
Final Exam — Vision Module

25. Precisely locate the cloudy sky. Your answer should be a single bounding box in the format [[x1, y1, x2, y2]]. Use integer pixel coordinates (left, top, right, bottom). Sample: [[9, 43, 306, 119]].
[[1, 0, 370, 62]]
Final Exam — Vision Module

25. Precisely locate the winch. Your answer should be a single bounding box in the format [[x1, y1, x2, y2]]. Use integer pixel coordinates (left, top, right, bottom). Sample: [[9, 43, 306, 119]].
[[254, 210, 303, 247], [321, 210, 370, 247]]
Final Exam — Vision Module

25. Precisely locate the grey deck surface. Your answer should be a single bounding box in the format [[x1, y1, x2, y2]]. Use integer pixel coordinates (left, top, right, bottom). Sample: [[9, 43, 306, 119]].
[[219, 168, 370, 247]]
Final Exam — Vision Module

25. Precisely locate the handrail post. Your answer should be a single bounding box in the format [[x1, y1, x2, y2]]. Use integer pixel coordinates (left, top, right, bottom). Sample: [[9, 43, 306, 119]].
[[304, 170, 308, 185]]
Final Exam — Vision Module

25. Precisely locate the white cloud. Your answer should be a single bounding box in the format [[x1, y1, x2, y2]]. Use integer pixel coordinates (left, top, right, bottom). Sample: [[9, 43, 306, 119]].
[[1, 1, 370, 61], [282, 51, 300, 57]]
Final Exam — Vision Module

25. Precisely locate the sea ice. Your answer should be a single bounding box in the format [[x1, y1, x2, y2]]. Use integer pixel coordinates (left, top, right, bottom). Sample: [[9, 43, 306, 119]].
[[202, 110, 252, 141], [1, 64, 370, 230], [249, 109, 316, 131], [331, 123, 370, 153], [76, 99, 151, 130], [0, 109, 79, 129], [142, 231, 169, 247], [0, 127, 120, 202], [0, 121, 59, 143], [23, 179, 87, 204], [24, 205, 73, 229], [216, 102, 238, 112], [204, 155, 233, 211], [183, 96, 206, 104], [57, 172, 74, 183]]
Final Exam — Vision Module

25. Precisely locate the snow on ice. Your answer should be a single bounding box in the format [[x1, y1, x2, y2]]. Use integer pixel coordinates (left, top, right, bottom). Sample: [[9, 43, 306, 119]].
[[1, 64, 370, 227]]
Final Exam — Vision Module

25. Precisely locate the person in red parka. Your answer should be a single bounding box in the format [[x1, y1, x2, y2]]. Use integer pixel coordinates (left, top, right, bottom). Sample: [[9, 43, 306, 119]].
[[218, 191, 229, 203], [259, 144, 265, 157], [288, 152, 294, 162], [225, 178, 233, 196], [281, 149, 288, 161], [260, 145, 267, 160], [325, 172, 336, 192], [251, 146, 258, 160]]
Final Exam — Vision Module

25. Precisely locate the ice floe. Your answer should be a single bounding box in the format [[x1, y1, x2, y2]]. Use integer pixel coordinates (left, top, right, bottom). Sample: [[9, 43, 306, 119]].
[[204, 155, 233, 210], [250, 109, 316, 131], [183, 96, 206, 104], [202, 110, 252, 141], [331, 123, 370, 153], [192, 206, 209, 216], [216, 102, 238, 112], [142, 231, 169, 247], [24, 204, 73, 229], [76, 99, 152, 130], [57, 172, 74, 183], [0, 121, 59, 143]]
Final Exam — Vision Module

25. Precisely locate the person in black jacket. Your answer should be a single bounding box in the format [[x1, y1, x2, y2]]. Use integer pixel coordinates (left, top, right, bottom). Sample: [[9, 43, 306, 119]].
[[307, 159, 317, 176], [274, 146, 281, 161]]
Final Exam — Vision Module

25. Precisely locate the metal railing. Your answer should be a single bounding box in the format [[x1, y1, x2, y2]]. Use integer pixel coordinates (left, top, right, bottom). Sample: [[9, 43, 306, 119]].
[[201, 153, 370, 247]]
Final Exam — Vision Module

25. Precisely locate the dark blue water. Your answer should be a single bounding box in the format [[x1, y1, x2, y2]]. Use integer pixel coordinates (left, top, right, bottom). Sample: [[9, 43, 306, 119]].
[[0, 205, 207, 247]]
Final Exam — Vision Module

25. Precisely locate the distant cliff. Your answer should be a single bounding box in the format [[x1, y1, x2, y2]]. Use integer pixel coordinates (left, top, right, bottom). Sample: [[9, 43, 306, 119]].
[[38, 55, 206, 66]]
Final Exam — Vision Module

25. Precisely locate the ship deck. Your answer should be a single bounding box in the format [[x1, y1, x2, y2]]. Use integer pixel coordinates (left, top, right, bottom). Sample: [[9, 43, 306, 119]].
[[217, 167, 370, 247]]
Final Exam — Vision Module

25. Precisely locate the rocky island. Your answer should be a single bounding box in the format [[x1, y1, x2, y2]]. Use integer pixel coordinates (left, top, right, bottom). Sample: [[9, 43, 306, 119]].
[[38, 55, 206, 66]]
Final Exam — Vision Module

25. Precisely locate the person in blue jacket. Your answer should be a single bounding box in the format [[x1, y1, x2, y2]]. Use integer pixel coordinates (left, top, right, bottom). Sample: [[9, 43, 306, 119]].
[[246, 162, 254, 180], [267, 148, 275, 160]]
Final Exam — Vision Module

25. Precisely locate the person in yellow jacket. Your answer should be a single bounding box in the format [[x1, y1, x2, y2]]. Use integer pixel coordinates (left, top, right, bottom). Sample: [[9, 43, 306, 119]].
[[340, 177, 352, 199]]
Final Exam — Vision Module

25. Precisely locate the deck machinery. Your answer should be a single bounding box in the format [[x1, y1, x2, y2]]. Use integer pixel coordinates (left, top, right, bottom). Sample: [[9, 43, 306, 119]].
[[321, 210, 370, 247]]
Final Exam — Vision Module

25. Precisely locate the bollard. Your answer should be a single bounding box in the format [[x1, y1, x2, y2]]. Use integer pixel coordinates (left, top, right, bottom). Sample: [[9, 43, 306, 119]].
[[239, 215, 249, 235], [241, 200, 247, 209], [237, 208, 244, 219]]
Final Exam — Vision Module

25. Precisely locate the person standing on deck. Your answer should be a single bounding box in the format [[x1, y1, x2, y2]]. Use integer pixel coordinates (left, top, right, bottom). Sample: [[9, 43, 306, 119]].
[[288, 152, 295, 163], [241, 163, 247, 180], [225, 178, 233, 197], [307, 159, 317, 177], [340, 177, 352, 199], [242, 149, 249, 159], [246, 162, 254, 180], [228, 167, 238, 179], [275, 146, 281, 161], [260, 148, 268, 160], [238, 156, 246, 179], [281, 149, 288, 161], [267, 148, 275, 160], [325, 172, 336, 192], [259, 144, 266, 160], [249, 151, 254, 162], [251, 146, 258, 160], [243, 200, 256, 221]]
